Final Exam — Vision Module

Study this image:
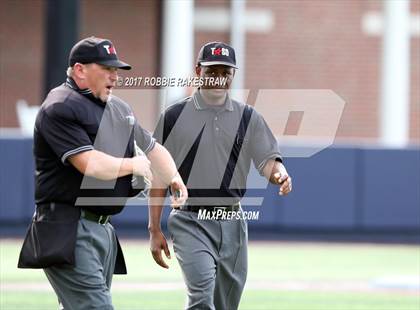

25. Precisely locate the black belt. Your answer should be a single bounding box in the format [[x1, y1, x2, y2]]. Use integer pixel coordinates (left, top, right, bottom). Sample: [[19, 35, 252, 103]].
[[81, 209, 111, 225], [177, 203, 240, 213], [36, 203, 111, 224]]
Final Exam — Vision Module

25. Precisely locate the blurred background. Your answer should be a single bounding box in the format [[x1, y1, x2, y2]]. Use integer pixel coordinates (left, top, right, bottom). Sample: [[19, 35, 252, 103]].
[[0, 0, 419, 309]]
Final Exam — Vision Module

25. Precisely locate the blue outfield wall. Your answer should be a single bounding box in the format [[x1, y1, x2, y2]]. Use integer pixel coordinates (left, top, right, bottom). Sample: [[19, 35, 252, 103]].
[[0, 137, 35, 223], [0, 138, 419, 233]]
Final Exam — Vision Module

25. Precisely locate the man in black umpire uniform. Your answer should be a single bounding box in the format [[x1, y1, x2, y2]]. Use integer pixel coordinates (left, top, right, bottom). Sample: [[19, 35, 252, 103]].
[[149, 42, 292, 310], [18, 37, 187, 310]]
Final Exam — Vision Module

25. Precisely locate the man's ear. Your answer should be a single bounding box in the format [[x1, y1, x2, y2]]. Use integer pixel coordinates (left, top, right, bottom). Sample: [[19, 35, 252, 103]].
[[195, 65, 201, 76], [73, 63, 86, 80]]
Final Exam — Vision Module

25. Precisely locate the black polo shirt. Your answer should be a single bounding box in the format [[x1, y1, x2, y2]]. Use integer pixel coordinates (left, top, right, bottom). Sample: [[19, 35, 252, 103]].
[[153, 90, 281, 206], [34, 77, 155, 215]]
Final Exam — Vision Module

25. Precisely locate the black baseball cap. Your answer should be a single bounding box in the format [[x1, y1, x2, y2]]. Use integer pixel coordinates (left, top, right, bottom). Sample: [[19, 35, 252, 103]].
[[196, 42, 238, 69], [68, 36, 132, 70]]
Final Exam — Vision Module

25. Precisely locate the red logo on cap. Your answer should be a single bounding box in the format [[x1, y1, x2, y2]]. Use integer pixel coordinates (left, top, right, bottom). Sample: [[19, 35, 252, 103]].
[[103, 45, 117, 55], [210, 47, 229, 56], [213, 48, 222, 55]]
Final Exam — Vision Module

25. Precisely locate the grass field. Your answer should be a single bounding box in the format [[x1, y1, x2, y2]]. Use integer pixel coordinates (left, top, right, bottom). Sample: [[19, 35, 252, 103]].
[[1, 239, 419, 309]]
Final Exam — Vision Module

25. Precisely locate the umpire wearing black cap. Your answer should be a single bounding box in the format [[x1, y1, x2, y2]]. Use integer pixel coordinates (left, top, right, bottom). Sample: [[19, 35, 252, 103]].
[[18, 37, 187, 310], [149, 42, 292, 310]]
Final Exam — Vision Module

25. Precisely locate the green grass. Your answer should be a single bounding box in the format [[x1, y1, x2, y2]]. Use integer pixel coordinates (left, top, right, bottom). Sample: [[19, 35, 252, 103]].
[[1, 239, 419, 310], [2, 291, 419, 310]]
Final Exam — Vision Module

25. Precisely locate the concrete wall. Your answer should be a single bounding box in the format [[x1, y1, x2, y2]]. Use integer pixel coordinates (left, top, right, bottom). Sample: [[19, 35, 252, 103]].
[[1, 0, 419, 142]]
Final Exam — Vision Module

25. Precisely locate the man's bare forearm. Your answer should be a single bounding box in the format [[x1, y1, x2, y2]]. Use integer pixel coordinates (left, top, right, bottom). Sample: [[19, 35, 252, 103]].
[[147, 143, 179, 187], [69, 150, 135, 180], [148, 179, 168, 232]]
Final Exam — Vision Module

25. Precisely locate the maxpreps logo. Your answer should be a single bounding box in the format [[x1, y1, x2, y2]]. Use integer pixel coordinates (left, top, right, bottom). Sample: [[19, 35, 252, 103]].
[[210, 47, 229, 56], [103, 44, 117, 55]]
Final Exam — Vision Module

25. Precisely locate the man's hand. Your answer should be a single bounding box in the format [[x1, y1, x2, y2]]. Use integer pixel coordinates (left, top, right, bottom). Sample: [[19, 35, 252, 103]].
[[273, 164, 292, 196], [149, 229, 171, 269], [169, 175, 188, 208], [132, 155, 153, 182]]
